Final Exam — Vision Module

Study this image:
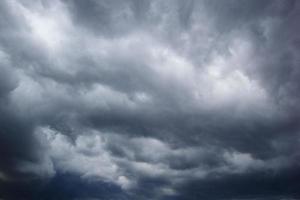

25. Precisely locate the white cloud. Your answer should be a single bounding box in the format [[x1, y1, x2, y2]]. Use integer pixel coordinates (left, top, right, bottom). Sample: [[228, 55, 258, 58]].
[[17, 0, 72, 51]]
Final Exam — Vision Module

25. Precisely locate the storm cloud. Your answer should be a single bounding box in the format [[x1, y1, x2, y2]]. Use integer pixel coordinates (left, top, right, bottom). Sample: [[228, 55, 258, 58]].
[[0, 0, 300, 199]]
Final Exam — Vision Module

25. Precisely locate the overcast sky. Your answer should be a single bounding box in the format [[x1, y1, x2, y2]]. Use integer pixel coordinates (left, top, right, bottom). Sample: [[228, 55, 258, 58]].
[[0, 0, 300, 199]]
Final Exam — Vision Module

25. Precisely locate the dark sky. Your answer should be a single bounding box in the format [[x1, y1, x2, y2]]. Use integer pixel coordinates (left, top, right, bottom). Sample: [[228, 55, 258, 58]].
[[0, 0, 300, 199]]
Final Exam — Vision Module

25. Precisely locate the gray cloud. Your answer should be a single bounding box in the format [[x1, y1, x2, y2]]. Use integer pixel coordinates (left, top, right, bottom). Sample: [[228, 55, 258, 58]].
[[0, 0, 300, 199]]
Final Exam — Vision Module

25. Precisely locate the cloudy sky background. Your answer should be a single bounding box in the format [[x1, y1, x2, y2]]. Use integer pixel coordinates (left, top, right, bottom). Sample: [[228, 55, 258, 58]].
[[0, 0, 300, 199]]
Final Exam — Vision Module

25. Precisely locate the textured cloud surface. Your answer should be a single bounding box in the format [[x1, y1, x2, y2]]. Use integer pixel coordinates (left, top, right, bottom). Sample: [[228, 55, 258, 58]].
[[0, 0, 300, 199]]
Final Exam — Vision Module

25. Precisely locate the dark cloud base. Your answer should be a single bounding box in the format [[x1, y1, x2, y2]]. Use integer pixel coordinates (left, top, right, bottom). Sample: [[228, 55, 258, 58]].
[[1, 169, 300, 200], [0, 173, 129, 200], [177, 169, 300, 200]]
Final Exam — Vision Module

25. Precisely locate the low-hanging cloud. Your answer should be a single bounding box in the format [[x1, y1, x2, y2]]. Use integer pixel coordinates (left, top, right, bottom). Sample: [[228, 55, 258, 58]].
[[0, 0, 300, 199]]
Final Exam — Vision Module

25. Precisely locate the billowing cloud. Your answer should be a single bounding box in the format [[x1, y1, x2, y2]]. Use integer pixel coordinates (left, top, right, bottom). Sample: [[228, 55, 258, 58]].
[[0, 0, 300, 199]]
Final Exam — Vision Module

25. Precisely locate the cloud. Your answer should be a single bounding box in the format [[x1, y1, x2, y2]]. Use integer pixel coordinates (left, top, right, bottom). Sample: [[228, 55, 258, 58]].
[[0, 0, 300, 199]]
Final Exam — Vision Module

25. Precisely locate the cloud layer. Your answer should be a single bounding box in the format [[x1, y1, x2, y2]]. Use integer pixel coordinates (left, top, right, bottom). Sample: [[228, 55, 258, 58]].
[[0, 0, 300, 199]]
